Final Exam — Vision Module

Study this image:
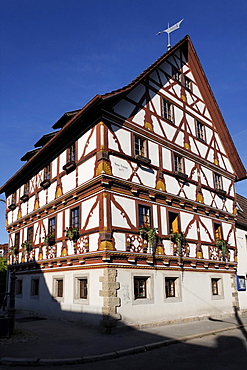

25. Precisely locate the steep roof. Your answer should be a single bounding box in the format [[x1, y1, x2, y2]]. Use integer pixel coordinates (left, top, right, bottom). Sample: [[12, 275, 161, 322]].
[[0, 35, 246, 195], [236, 194, 247, 231]]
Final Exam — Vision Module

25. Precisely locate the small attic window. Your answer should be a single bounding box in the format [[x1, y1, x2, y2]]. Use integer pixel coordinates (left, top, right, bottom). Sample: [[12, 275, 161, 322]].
[[172, 66, 181, 83]]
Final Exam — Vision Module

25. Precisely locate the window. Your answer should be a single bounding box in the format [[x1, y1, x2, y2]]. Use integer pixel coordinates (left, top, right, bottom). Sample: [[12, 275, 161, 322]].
[[74, 275, 89, 304], [14, 232, 20, 248], [162, 99, 173, 122], [16, 279, 23, 296], [196, 120, 206, 142], [211, 277, 223, 298], [27, 227, 33, 243], [24, 181, 29, 195], [68, 143, 76, 162], [134, 277, 148, 299], [48, 217, 56, 238], [134, 136, 146, 157], [71, 207, 80, 229], [172, 66, 181, 82], [174, 155, 184, 173], [54, 278, 64, 299], [164, 275, 181, 301], [214, 173, 223, 190], [165, 277, 176, 297], [44, 164, 51, 180], [184, 76, 192, 90], [31, 279, 39, 296], [138, 205, 151, 227], [214, 223, 222, 242], [169, 212, 179, 233]]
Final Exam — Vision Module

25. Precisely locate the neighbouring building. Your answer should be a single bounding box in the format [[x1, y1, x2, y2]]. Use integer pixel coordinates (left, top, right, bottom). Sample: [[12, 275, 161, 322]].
[[236, 194, 247, 312], [0, 35, 246, 329]]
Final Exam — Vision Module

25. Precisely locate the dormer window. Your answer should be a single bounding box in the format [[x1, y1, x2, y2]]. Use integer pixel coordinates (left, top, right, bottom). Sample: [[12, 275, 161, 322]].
[[20, 181, 29, 202], [214, 173, 226, 195], [63, 143, 77, 173], [174, 154, 188, 180], [162, 99, 174, 123], [9, 192, 17, 211], [184, 76, 192, 91], [134, 136, 151, 165], [172, 66, 181, 82], [68, 143, 76, 162], [41, 164, 51, 189]]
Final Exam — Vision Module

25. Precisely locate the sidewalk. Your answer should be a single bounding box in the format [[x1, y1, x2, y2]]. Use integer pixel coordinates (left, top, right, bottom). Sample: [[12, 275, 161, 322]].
[[1, 312, 247, 366]]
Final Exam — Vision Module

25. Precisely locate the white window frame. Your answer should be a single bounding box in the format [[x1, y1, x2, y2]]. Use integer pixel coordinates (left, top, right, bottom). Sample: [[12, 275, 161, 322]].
[[53, 276, 64, 302], [210, 275, 224, 300], [132, 273, 154, 305], [164, 273, 182, 302], [74, 274, 89, 305]]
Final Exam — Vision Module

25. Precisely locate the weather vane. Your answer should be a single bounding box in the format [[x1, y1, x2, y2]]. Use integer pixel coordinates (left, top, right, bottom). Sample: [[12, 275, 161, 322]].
[[156, 19, 184, 51]]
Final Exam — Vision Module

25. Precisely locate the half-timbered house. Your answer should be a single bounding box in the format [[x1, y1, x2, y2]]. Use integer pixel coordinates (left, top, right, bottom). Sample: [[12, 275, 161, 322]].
[[1, 35, 246, 328]]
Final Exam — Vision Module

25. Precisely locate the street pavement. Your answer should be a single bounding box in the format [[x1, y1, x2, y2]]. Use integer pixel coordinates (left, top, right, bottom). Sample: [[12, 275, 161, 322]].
[[1, 311, 247, 367]]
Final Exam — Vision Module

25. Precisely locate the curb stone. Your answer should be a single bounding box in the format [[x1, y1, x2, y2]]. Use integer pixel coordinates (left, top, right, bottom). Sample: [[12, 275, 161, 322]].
[[1, 324, 247, 367]]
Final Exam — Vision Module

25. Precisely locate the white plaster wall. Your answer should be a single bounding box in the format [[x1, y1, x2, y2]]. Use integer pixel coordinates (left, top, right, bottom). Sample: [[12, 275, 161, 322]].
[[62, 171, 76, 194], [117, 268, 233, 326], [236, 227, 247, 311], [148, 141, 159, 167], [109, 126, 131, 156], [15, 268, 105, 326], [111, 195, 136, 227], [77, 156, 95, 185], [78, 128, 96, 159], [111, 157, 132, 180]]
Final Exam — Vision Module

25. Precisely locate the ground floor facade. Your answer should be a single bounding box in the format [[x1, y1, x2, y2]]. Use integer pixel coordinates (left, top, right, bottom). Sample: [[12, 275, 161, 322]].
[[12, 261, 238, 329]]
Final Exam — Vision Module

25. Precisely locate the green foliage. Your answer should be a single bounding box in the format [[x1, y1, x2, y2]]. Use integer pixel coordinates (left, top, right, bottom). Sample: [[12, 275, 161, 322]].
[[169, 232, 185, 248], [139, 225, 157, 246], [216, 239, 229, 256], [65, 227, 80, 241]]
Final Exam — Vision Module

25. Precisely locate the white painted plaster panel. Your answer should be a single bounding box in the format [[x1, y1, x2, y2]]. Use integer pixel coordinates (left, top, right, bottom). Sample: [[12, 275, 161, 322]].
[[59, 151, 67, 173], [199, 217, 212, 242], [222, 222, 235, 246], [109, 125, 131, 155], [201, 244, 209, 259], [202, 189, 213, 207], [174, 131, 184, 147], [78, 156, 95, 186], [28, 196, 35, 215], [111, 157, 132, 180], [189, 243, 196, 258], [190, 140, 200, 156], [173, 84, 181, 97], [113, 99, 135, 118], [57, 212, 63, 239], [192, 84, 201, 99], [151, 94, 160, 115], [163, 122, 177, 141], [187, 114, 195, 136], [205, 127, 213, 144], [196, 101, 205, 114], [148, 141, 159, 166], [160, 206, 167, 235], [83, 202, 99, 231], [196, 140, 208, 158], [184, 158, 195, 177], [162, 147, 172, 171], [39, 190, 46, 208], [181, 213, 196, 237], [201, 167, 213, 188], [65, 208, 70, 230], [165, 175, 180, 194], [183, 183, 196, 201], [126, 84, 145, 101], [215, 133, 226, 154], [78, 128, 96, 159], [47, 182, 56, 203], [52, 159, 57, 179], [174, 106, 183, 124], [113, 232, 126, 251], [224, 158, 234, 174], [132, 109, 145, 126], [22, 203, 28, 218], [152, 116, 163, 137], [112, 195, 136, 226], [224, 198, 233, 214], [152, 204, 158, 229], [81, 197, 98, 230], [185, 71, 194, 81], [214, 195, 223, 210], [62, 171, 76, 193], [88, 232, 99, 251], [111, 203, 131, 228], [137, 166, 156, 188]]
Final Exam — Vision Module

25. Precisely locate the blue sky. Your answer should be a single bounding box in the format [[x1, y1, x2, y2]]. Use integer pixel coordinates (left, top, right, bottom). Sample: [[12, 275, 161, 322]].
[[0, 0, 246, 243]]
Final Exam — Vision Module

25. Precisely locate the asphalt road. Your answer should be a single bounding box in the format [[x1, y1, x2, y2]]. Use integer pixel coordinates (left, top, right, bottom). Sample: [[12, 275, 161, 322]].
[[1, 327, 246, 370]]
